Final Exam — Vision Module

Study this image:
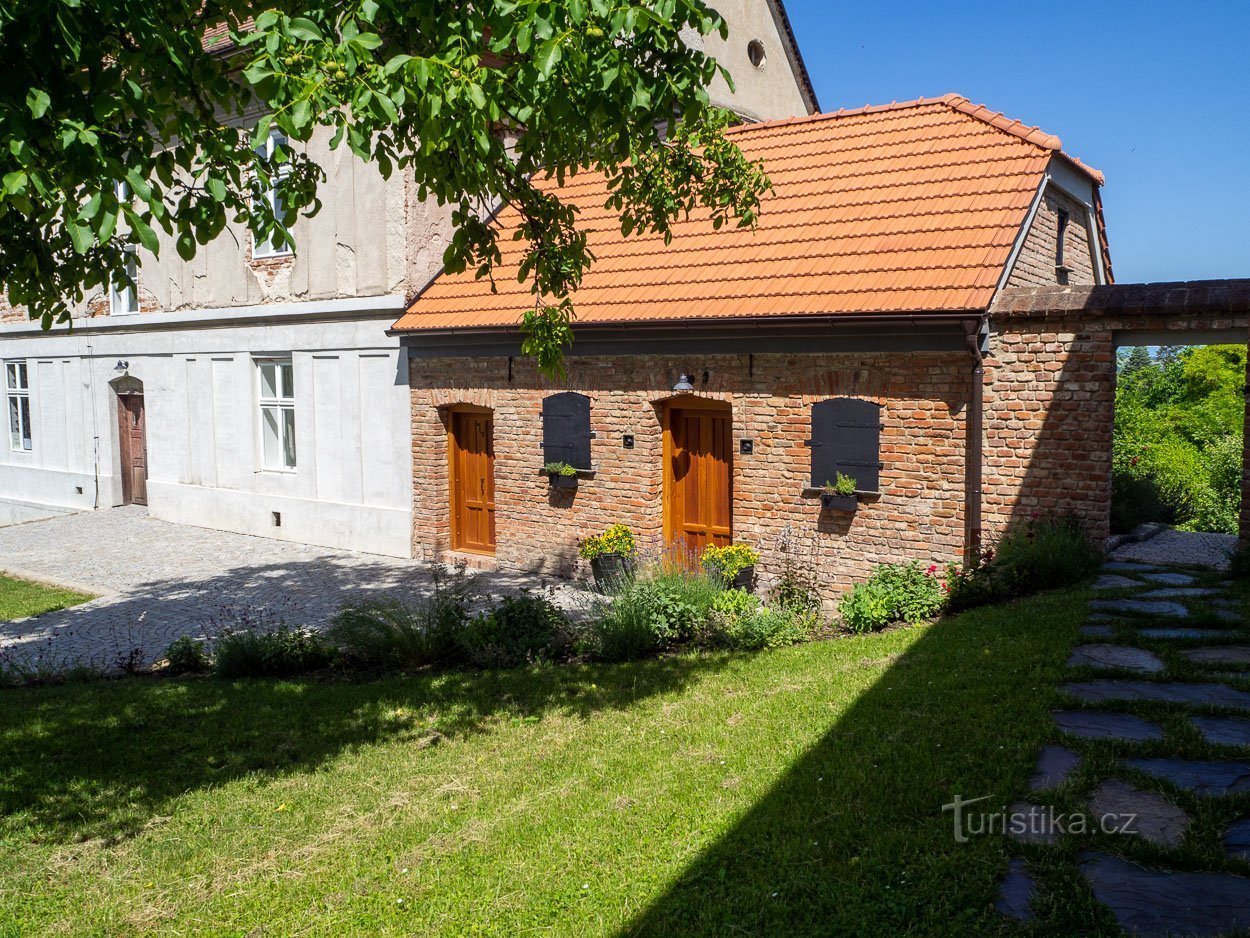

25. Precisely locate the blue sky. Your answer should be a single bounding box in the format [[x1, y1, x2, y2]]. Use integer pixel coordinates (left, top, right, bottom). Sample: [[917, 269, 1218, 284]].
[[781, 0, 1250, 284]]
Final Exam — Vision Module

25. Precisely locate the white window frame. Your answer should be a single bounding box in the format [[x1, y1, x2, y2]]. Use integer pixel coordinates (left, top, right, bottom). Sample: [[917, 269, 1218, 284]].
[[109, 245, 140, 315], [5, 360, 32, 453], [256, 357, 297, 471], [252, 129, 293, 259]]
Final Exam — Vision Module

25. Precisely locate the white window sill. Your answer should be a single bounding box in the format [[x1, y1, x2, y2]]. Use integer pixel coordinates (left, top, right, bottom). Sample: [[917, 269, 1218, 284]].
[[257, 466, 297, 475], [252, 250, 294, 261]]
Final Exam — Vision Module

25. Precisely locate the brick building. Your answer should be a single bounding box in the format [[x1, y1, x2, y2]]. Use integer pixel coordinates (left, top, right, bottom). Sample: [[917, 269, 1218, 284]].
[[391, 95, 1139, 597]]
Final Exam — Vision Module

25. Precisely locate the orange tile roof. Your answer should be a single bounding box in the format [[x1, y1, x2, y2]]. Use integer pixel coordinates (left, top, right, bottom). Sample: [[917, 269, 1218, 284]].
[[394, 94, 1105, 332]]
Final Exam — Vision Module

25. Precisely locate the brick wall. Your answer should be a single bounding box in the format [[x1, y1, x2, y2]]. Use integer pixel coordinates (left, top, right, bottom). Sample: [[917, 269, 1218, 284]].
[[410, 351, 973, 601], [983, 310, 1250, 545], [1005, 187, 1098, 288]]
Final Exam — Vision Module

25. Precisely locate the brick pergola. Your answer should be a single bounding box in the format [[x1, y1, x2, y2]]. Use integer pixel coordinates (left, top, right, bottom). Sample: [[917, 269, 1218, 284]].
[[988, 279, 1250, 546]]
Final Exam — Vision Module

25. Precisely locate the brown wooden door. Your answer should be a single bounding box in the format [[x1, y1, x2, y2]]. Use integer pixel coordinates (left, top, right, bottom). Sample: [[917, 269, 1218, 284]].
[[449, 409, 496, 554], [117, 393, 148, 506], [666, 405, 732, 555]]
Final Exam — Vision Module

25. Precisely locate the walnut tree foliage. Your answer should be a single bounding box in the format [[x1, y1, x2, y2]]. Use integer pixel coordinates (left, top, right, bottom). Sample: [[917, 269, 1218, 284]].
[[0, 0, 769, 375]]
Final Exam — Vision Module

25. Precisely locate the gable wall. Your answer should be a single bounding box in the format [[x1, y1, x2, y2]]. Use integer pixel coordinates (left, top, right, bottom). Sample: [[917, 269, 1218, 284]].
[[1005, 185, 1099, 288]]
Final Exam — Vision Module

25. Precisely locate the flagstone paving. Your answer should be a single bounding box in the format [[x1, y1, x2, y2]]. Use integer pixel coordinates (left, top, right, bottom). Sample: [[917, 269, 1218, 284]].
[[1225, 820, 1250, 859], [994, 859, 1035, 921], [1053, 709, 1164, 742], [1029, 745, 1081, 791], [998, 553, 1250, 934], [1064, 679, 1250, 710], [1080, 851, 1250, 937], [1066, 643, 1165, 673], [1184, 646, 1250, 666], [1139, 627, 1238, 640], [1140, 572, 1198, 587], [1093, 574, 1148, 590], [1125, 758, 1250, 797], [1090, 598, 1191, 618], [1088, 779, 1189, 847], [1192, 717, 1250, 747]]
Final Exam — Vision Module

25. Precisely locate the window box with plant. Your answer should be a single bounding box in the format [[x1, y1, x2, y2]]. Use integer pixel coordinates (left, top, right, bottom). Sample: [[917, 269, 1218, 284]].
[[821, 473, 859, 512], [579, 523, 637, 588], [701, 542, 760, 591], [543, 461, 580, 489]]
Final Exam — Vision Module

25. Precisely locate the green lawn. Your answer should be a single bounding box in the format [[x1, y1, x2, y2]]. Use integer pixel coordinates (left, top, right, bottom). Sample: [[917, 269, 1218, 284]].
[[0, 588, 1089, 936], [0, 573, 91, 622]]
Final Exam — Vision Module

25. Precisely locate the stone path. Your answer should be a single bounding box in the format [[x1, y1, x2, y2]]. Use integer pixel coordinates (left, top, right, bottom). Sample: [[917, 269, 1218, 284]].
[[997, 556, 1250, 934], [1111, 528, 1239, 572], [0, 507, 591, 674]]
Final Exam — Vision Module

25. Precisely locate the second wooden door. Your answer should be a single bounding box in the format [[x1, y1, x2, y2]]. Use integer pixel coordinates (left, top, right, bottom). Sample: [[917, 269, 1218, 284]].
[[449, 409, 496, 554], [666, 405, 732, 555], [117, 393, 148, 506]]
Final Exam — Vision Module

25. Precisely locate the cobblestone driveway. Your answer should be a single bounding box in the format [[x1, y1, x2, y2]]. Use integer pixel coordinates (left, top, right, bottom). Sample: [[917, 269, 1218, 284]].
[[0, 507, 585, 673]]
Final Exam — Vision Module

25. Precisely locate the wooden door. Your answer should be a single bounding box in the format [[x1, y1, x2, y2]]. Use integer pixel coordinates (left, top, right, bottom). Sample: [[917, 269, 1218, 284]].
[[449, 409, 496, 554], [665, 404, 732, 555], [117, 393, 148, 506]]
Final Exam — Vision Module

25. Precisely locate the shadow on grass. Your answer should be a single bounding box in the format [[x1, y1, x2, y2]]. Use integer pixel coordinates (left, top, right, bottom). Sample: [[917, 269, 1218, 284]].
[[619, 589, 1091, 936], [0, 654, 729, 846]]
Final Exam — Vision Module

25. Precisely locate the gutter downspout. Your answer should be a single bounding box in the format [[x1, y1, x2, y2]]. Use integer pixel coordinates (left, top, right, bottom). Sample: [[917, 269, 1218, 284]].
[[964, 317, 986, 566]]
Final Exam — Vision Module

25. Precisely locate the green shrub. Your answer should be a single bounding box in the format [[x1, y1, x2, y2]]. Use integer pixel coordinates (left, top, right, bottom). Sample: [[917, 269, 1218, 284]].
[[588, 564, 723, 661], [164, 636, 210, 674], [457, 592, 571, 669], [946, 515, 1101, 613], [706, 589, 815, 650], [767, 530, 823, 616], [329, 564, 475, 669], [212, 626, 335, 679], [993, 515, 1102, 594], [838, 561, 945, 634]]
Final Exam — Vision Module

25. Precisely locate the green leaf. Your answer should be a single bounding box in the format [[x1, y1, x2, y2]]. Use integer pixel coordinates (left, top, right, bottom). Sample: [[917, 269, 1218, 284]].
[[1, 171, 27, 195], [26, 89, 50, 119], [67, 219, 93, 254], [535, 39, 562, 77], [286, 17, 323, 41], [124, 207, 159, 254], [206, 177, 227, 201], [124, 168, 152, 204]]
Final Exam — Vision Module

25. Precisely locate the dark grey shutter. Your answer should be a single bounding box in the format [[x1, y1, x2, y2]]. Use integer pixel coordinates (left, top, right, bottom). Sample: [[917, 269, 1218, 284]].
[[807, 398, 883, 492], [541, 392, 592, 470]]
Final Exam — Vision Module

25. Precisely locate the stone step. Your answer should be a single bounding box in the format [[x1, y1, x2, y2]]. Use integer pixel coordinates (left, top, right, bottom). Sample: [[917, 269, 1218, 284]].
[[1029, 745, 1081, 791], [1138, 587, 1220, 600], [1140, 572, 1198, 587], [1064, 679, 1250, 710], [1139, 627, 1238, 640], [1126, 757, 1250, 796], [1054, 709, 1163, 742], [1066, 644, 1164, 674], [1091, 598, 1190, 618], [994, 859, 1035, 921], [1094, 574, 1148, 590], [1080, 624, 1114, 639], [1081, 851, 1250, 937], [1183, 646, 1250, 666], [1191, 716, 1250, 747], [1225, 819, 1250, 859], [1088, 778, 1189, 847]]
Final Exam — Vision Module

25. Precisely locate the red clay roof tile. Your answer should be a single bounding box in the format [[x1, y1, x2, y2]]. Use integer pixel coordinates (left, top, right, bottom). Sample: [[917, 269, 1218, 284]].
[[394, 94, 1104, 332]]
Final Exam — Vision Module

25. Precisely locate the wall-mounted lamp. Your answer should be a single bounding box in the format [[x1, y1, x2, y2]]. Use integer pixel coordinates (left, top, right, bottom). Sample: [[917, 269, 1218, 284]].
[[114, 360, 129, 374], [672, 373, 695, 393]]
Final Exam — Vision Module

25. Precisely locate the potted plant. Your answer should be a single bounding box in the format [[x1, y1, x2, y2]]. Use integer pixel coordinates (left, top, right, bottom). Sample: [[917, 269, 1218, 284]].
[[701, 542, 761, 591], [821, 472, 859, 512], [544, 461, 579, 489], [579, 523, 637, 588]]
